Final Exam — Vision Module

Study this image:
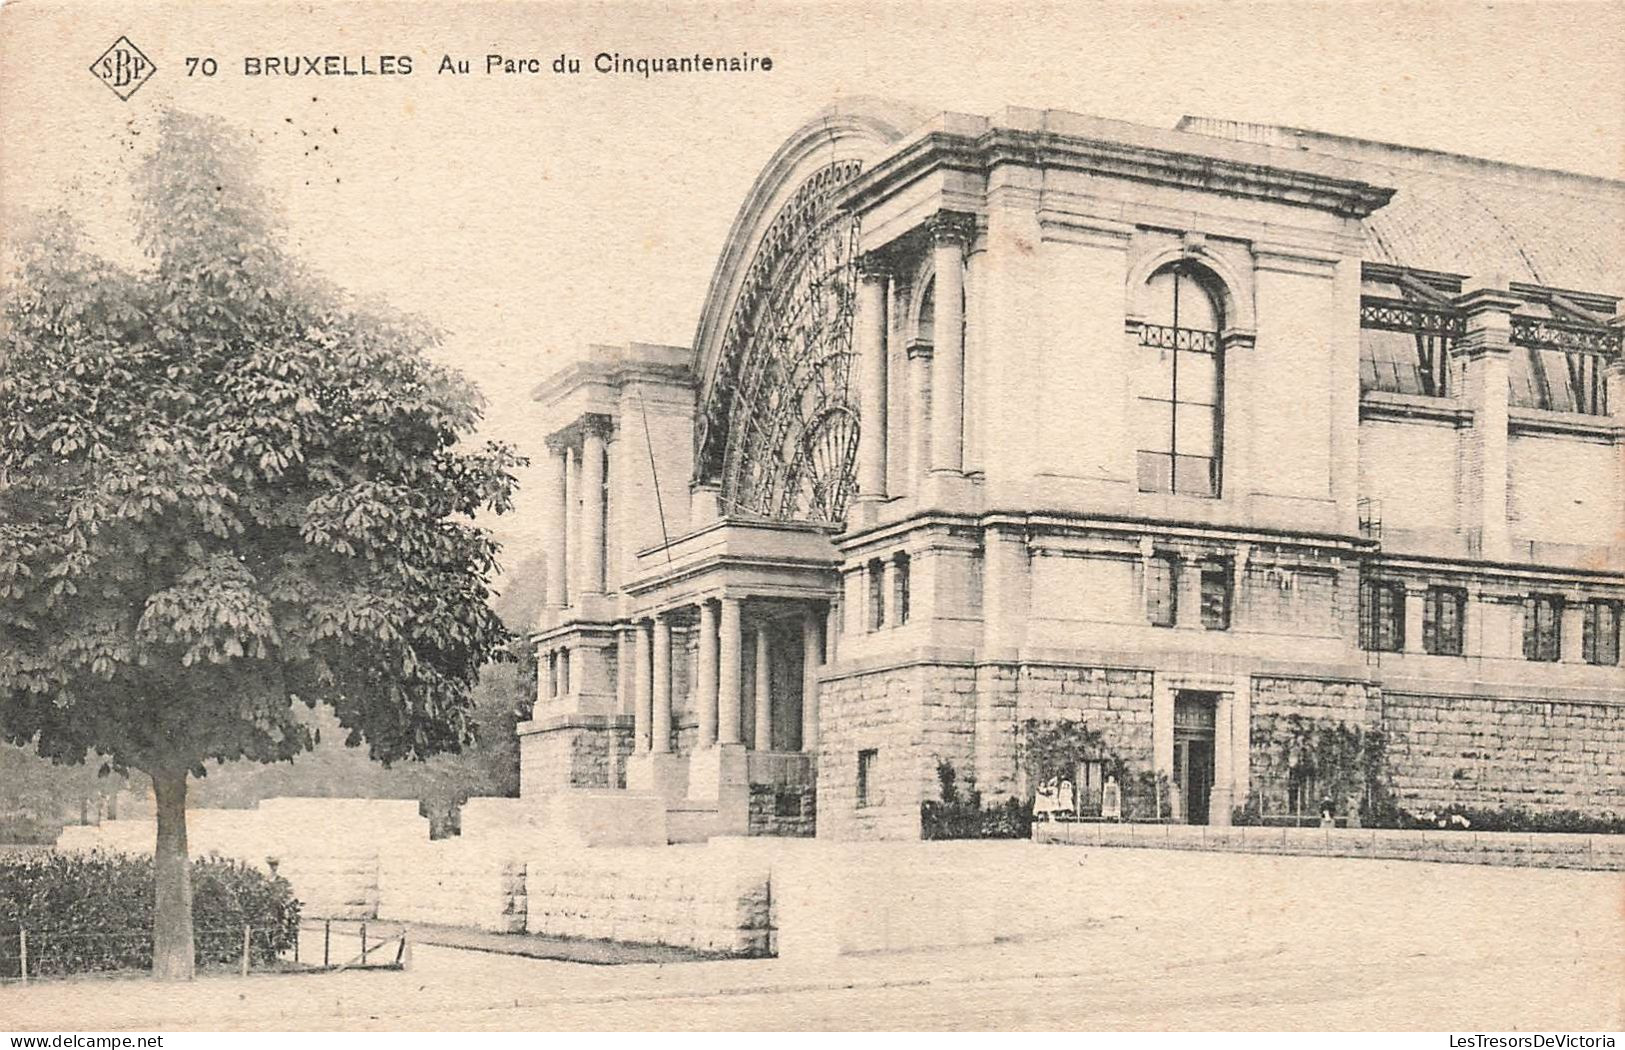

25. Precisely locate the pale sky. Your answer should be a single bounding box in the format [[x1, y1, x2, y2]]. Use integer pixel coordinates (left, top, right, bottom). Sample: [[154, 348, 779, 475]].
[[3, 0, 1622, 570]]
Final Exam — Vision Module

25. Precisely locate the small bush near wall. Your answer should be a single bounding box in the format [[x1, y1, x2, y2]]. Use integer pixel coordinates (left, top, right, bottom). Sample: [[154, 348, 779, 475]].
[[0, 850, 300, 978], [921, 761, 1033, 840], [1394, 804, 1625, 835], [1234, 794, 1625, 835]]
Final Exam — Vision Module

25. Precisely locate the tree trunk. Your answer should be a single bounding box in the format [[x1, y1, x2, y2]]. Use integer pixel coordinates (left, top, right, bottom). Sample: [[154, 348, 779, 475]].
[[150, 768, 195, 981]]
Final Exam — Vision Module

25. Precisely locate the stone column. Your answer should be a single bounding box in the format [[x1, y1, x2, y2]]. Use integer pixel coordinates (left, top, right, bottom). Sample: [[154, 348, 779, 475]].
[[1454, 280, 1518, 562], [801, 609, 823, 753], [856, 257, 890, 502], [579, 418, 609, 595], [882, 557, 900, 628], [753, 626, 773, 751], [1404, 584, 1428, 653], [928, 213, 972, 474], [652, 614, 672, 753], [909, 342, 933, 492], [616, 627, 635, 716], [1560, 598, 1586, 664], [564, 441, 583, 603], [542, 441, 568, 610], [1607, 354, 1625, 422], [718, 597, 744, 745], [1151, 681, 1174, 792], [1211, 693, 1234, 827], [1229, 676, 1252, 803], [1177, 554, 1204, 630], [696, 600, 719, 748], [633, 619, 652, 752], [825, 600, 840, 663]]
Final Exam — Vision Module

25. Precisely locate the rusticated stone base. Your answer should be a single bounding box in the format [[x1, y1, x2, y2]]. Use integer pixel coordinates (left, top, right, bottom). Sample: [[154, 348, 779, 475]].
[[1383, 691, 1625, 816], [517, 714, 635, 794]]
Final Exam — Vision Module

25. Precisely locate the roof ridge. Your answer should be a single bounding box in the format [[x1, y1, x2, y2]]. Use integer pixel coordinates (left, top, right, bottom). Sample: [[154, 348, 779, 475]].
[[1175, 115, 1625, 194]]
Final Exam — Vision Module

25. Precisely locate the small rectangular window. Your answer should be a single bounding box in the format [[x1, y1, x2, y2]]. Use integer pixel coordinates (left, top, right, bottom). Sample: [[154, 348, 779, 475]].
[[1423, 586, 1466, 656], [1359, 578, 1405, 652], [1583, 599, 1620, 666], [856, 749, 879, 808], [1199, 559, 1231, 630], [866, 560, 885, 632], [1523, 595, 1563, 662], [1145, 554, 1178, 627], [893, 553, 911, 626]]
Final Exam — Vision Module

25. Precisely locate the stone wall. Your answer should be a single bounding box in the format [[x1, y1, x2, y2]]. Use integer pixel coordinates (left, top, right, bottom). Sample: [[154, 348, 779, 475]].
[[1005, 665, 1155, 800], [1247, 676, 1382, 815], [820, 659, 1157, 838], [817, 665, 928, 840], [377, 840, 526, 932], [519, 719, 634, 792], [1383, 692, 1625, 816], [748, 782, 816, 836], [54, 799, 426, 919], [524, 843, 771, 954]]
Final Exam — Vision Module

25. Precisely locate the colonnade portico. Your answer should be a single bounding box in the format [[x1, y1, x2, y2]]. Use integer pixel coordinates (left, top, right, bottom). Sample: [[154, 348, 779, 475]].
[[619, 593, 829, 808]]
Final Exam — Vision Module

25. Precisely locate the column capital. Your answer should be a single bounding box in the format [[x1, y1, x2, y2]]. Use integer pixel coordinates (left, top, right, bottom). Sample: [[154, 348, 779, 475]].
[[1454, 278, 1521, 318], [856, 251, 893, 281], [1452, 280, 1521, 360], [579, 412, 616, 439], [924, 210, 977, 248]]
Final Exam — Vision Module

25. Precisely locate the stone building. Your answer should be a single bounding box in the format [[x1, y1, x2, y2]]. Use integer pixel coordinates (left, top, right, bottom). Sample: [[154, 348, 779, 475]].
[[521, 99, 1624, 841]]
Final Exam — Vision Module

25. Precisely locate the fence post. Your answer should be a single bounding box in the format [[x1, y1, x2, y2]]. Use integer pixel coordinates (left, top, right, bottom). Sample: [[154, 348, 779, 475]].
[[397, 930, 410, 970], [240, 925, 251, 978], [323, 919, 331, 968], [360, 921, 368, 963], [19, 928, 27, 985]]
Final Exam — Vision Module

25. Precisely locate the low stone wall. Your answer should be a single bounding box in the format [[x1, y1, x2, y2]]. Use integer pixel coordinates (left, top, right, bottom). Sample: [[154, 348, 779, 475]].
[[524, 840, 772, 954], [377, 840, 525, 932], [1033, 819, 1625, 870], [53, 798, 427, 919]]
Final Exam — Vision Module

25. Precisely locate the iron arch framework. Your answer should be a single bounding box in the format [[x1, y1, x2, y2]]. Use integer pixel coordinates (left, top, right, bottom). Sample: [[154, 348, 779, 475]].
[[697, 160, 864, 525]]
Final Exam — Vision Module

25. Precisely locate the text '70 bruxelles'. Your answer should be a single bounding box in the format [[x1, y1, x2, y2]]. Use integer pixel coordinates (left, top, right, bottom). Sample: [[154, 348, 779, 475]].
[[235, 51, 775, 78]]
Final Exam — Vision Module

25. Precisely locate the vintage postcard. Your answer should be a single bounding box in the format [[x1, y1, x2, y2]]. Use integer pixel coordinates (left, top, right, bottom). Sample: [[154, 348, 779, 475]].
[[1, 0, 1621, 1037]]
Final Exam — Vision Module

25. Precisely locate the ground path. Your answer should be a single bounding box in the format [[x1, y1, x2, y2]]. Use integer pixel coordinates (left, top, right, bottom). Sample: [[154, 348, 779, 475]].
[[3, 847, 1618, 1030]]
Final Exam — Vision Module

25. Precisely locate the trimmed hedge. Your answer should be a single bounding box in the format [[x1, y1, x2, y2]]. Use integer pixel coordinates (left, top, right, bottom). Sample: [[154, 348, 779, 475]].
[[0, 850, 300, 978]]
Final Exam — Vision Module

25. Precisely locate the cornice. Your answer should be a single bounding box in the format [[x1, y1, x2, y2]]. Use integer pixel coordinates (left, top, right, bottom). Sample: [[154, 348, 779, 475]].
[[838, 126, 1396, 222], [1359, 392, 1474, 428]]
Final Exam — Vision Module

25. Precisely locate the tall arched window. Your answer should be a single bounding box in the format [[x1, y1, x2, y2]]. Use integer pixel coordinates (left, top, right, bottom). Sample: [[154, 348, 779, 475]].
[[1135, 266, 1223, 497]]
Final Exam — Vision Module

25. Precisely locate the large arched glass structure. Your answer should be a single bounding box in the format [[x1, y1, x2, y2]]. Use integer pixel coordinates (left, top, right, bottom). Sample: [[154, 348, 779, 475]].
[[697, 161, 865, 524]]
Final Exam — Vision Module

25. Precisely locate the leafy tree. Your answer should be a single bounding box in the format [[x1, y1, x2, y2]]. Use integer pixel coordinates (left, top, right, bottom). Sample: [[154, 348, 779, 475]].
[[0, 111, 523, 979]]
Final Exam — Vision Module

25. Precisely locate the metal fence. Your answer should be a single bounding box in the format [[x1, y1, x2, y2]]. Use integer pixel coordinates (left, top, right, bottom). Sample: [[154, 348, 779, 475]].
[[0, 918, 410, 984]]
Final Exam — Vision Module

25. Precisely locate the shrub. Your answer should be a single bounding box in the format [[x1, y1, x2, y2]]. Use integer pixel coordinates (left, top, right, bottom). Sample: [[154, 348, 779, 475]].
[[1393, 804, 1625, 835], [0, 850, 300, 978], [920, 760, 1032, 840]]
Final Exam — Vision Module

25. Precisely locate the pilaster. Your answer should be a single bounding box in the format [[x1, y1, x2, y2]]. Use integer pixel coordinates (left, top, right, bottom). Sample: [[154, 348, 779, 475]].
[[1453, 279, 1519, 562]]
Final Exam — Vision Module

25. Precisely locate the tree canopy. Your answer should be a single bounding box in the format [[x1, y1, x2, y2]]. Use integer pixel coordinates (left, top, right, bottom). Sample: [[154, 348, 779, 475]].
[[0, 109, 524, 976]]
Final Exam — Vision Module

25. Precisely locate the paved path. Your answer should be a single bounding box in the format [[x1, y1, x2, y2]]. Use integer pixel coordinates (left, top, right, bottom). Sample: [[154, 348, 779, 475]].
[[3, 848, 1619, 1030]]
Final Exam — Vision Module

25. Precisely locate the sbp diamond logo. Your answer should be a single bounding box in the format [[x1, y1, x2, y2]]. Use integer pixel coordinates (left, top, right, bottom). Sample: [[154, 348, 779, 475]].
[[90, 36, 156, 100]]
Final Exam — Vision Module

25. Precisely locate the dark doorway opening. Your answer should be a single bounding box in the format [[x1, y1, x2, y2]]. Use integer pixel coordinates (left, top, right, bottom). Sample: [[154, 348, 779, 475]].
[[1173, 691, 1218, 825]]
